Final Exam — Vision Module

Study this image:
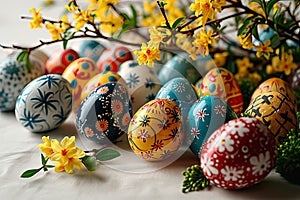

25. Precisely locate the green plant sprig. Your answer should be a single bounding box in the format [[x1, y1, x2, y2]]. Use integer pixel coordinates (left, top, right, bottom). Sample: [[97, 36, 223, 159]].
[[182, 164, 210, 193], [20, 153, 54, 178]]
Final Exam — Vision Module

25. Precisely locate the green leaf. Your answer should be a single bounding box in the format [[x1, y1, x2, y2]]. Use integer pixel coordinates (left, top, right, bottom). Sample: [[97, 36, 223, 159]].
[[237, 16, 258, 36], [266, 0, 279, 16], [121, 12, 130, 21], [63, 39, 68, 50], [172, 17, 185, 29], [96, 148, 120, 161], [16, 50, 26, 63], [130, 4, 137, 26], [20, 168, 41, 178], [41, 154, 46, 165], [252, 24, 259, 41], [81, 156, 97, 171], [45, 165, 55, 168]]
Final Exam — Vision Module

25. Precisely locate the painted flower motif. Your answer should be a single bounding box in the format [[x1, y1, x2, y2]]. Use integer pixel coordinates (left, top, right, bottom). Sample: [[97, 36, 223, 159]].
[[111, 100, 123, 114], [191, 127, 200, 139], [221, 165, 244, 181], [201, 152, 219, 176], [121, 113, 131, 127], [137, 129, 150, 143], [97, 86, 109, 94], [141, 151, 154, 159], [195, 108, 209, 122], [84, 127, 94, 137], [151, 140, 164, 151], [214, 104, 226, 117], [226, 120, 249, 137], [250, 151, 271, 176], [256, 123, 269, 136], [173, 82, 186, 93], [215, 132, 234, 152], [95, 120, 108, 131]]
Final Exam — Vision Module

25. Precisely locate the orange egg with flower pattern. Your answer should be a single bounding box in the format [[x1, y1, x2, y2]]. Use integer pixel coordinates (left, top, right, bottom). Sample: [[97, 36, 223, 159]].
[[127, 99, 184, 161], [200, 68, 244, 114], [250, 77, 297, 110]]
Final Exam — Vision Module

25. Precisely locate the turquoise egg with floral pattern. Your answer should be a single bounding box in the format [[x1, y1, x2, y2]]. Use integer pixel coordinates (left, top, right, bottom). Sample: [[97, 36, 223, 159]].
[[15, 74, 72, 132], [187, 95, 237, 157], [72, 40, 106, 62], [155, 77, 197, 130], [158, 52, 209, 85], [0, 52, 45, 111], [76, 82, 132, 144]]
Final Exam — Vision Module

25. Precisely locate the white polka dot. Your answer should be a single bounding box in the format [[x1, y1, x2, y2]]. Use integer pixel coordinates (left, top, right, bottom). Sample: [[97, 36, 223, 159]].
[[213, 154, 217, 158], [246, 167, 250, 171]]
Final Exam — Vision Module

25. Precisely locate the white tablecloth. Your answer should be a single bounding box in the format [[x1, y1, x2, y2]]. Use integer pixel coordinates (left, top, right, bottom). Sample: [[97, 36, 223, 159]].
[[1, 1, 300, 199]]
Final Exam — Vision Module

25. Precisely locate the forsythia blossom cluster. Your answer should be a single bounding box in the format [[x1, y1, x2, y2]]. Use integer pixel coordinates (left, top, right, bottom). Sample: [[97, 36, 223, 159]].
[[37, 136, 85, 174]]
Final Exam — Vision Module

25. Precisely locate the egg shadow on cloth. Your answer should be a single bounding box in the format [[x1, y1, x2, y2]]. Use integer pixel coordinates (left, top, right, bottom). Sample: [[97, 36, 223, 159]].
[[224, 170, 300, 200]]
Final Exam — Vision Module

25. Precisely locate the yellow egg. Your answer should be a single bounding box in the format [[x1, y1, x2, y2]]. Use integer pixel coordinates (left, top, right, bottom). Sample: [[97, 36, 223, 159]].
[[250, 77, 297, 110], [127, 99, 184, 161], [80, 71, 127, 101], [200, 67, 244, 114], [245, 91, 297, 144], [62, 58, 98, 111]]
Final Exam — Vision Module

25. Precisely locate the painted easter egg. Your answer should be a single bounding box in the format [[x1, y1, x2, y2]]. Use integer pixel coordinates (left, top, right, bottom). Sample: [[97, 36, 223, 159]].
[[187, 95, 237, 157], [45, 49, 79, 74], [15, 74, 72, 132], [0, 53, 45, 111], [251, 77, 297, 109], [200, 117, 276, 189], [118, 60, 162, 114], [194, 78, 203, 98], [72, 40, 106, 62], [97, 46, 133, 72], [245, 91, 297, 144], [31, 49, 49, 67], [128, 98, 184, 161], [62, 57, 98, 111], [200, 67, 244, 114], [81, 71, 127, 101], [155, 77, 198, 129], [158, 52, 206, 85], [76, 82, 132, 144]]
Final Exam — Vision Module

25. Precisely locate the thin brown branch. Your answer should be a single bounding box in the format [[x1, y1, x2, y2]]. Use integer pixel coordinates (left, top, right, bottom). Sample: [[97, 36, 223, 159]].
[[157, 1, 171, 29]]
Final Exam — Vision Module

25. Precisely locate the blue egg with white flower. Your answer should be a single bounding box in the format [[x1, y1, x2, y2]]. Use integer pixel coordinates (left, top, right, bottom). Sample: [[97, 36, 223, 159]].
[[155, 77, 197, 129], [15, 74, 72, 132], [187, 95, 237, 157]]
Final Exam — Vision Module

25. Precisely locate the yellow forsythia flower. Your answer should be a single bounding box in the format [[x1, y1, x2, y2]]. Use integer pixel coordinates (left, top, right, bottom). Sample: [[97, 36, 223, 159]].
[[36, 136, 54, 158], [254, 39, 274, 60], [65, 1, 78, 12], [60, 15, 71, 31], [267, 48, 298, 76], [213, 52, 228, 67], [190, 0, 225, 25], [99, 12, 123, 34], [148, 27, 171, 48], [29, 8, 43, 29], [134, 43, 161, 67], [51, 136, 85, 174], [45, 22, 64, 40], [193, 29, 215, 56], [73, 10, 94, 30], [237, 34, 253, 50], [37, 136, 85, 174]]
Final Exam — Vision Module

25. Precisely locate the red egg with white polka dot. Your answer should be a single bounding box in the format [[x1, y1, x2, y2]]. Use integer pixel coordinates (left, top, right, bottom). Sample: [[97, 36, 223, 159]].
[[200, 117, 276, 190]]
